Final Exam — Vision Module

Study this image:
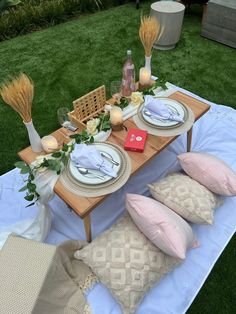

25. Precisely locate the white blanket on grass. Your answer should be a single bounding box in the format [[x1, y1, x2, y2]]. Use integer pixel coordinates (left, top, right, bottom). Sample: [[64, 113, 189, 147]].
[[0, 85, 236, 314]]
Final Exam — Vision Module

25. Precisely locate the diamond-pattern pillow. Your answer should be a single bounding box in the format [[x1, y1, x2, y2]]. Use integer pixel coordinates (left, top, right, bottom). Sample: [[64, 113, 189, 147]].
[[74, 214, 180, 314], [148, 172, 222, 224]]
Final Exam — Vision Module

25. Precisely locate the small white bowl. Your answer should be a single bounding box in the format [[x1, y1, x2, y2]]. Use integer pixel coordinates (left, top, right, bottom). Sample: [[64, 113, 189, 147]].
[[93, 129, 112, 142]]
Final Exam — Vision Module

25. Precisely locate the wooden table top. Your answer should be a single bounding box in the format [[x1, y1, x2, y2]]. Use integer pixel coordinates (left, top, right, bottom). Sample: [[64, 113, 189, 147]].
[[18, 91, 210, 218]]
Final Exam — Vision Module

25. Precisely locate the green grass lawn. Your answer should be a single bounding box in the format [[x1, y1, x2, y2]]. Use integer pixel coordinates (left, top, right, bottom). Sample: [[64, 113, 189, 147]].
[[0, 1, 235, 312]]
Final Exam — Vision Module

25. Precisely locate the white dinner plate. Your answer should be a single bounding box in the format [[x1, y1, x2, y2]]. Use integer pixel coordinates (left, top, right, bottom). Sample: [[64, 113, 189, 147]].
[[141, 98, 186, 127], [69, 143, 121, 185]]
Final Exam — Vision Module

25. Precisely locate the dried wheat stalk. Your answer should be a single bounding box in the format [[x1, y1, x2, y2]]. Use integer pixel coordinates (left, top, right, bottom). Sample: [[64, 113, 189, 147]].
[[139, 15, 164, 57], [0, 73, 34, 123]]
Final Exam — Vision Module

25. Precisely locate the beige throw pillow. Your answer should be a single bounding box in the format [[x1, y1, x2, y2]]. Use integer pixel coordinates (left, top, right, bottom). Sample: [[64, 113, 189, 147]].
[[74, 213, 180, 314], [148, 173, 222, 224]]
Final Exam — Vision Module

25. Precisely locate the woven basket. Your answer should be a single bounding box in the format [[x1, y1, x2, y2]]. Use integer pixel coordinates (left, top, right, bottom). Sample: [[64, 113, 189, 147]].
[[68, 85, 107, 129]]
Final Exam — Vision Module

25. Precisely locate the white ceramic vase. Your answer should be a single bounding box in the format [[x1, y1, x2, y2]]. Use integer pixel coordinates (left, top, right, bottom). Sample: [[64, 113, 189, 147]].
[[24, 120, 42, 152], [145, 55, 152, 74]]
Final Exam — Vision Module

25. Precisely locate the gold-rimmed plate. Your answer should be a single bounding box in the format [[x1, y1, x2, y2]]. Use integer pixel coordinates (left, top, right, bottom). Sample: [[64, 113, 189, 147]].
[[138, 98, 188, 130], [60, 141, 132, 197], [68, 142, 122, 186]]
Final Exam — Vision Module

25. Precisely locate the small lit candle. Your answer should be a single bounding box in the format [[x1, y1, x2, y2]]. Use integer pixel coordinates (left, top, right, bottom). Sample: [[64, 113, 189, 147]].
[[139, 67, 151, 86], [41, 135, 58, 153], [110, 106, 123, 131]]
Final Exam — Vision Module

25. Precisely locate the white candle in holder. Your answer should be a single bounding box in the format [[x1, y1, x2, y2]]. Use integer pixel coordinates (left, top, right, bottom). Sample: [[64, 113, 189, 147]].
[[139, 67, 151, 86], [41, 135, 58, 153], [110, 106, 123, 125], [110, 106, 123, 131]]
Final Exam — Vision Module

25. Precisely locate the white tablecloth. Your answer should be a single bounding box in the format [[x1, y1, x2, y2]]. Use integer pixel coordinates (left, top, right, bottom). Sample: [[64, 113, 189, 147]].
[[1, 85, 236, 314]]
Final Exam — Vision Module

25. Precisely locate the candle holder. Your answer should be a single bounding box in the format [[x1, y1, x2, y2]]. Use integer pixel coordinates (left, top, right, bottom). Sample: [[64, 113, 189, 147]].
[[139, 67, 151, 90], [41, 135, 58, 153], [111, 122, 124, 132], [138, 82, 152, 91], [110, 106, 123, 132]]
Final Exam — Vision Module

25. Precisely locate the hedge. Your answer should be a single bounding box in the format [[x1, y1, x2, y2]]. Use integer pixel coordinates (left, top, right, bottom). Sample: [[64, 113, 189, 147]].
[[0, 0, 131, 41]]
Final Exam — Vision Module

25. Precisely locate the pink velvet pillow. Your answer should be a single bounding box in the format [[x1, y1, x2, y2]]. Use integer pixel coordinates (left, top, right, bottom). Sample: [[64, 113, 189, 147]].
[[126, 194, 198, 259], [178, 152, 236, 196]]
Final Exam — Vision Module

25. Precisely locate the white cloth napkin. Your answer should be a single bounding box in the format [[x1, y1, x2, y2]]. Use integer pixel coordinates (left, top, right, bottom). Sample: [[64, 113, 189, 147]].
[[70, 144, 117, 178], [144, 95, 184, 123]]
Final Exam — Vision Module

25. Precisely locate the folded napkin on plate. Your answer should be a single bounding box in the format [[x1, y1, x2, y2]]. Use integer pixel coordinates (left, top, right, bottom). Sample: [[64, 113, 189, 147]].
[[144, 95, 184, 123], [70, 144, 117, 178]]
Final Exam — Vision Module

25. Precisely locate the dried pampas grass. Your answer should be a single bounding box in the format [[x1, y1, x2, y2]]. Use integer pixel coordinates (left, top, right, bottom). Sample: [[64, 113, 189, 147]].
[[139, 15, 164, 57], [0, 73, 34, 123]]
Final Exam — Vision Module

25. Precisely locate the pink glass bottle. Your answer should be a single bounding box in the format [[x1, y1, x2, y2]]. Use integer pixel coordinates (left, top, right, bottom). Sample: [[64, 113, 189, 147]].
[[121, 50, 136, 97]]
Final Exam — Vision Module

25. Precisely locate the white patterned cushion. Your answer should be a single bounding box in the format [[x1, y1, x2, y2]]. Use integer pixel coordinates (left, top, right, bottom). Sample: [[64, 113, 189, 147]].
[[148, 172, 222, 224], [74, 213, 180, 314]]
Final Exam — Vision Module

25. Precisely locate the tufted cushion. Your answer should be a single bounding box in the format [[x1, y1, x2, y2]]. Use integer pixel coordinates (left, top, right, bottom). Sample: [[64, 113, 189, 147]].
[[126, 193, 198, 259], [178, 152, 236, 196], [148, 173, 222, 224], [74, 213, 180, 314]]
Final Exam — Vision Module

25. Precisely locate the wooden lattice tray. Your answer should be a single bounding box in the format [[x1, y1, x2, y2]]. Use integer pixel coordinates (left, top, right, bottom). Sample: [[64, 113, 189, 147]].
[[68, 85, 107, 129]]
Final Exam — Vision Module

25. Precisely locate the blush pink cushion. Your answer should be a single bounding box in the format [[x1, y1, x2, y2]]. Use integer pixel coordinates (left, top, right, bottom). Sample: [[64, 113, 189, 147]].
[[126, 194, 198, 259], [178, 152, 236, 196]]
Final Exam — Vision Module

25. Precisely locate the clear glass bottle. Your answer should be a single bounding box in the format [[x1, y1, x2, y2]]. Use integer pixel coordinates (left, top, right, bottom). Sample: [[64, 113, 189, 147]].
[[121, 50, 136, 97]]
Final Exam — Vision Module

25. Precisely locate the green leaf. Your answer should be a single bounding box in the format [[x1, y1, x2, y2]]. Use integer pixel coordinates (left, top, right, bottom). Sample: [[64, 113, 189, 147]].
[[20, 165, 30, 174], [89, 136, 94, 143], [54, 163, 61, 172], [29, 173, 35, 181], [27, 182, 36, 192], [104, 115, 110, 121], [24, 194, 35, 201], [51, 151, 62, 158], [81, 129, 87, 136], [98, 113, 111, 132], [15, 161, 26, 169], [62, 144, 68, 152], [75, 137, 82, 144], [19, 185, 28, 192], [72, 130, 94, 144], [102, 126, 111, 131], [47, 159, 59, 171], [41, 158, 49, 167], [114, 97, 129, 110]]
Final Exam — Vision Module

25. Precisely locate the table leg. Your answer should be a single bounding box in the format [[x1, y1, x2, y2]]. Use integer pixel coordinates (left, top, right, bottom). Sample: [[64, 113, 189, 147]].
[[83, 215, 92, 243], [187, 127, 193, 152]]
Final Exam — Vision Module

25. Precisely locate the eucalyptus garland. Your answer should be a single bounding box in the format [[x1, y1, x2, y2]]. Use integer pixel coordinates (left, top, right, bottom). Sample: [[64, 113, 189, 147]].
[[15, 130, 94, 207]]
